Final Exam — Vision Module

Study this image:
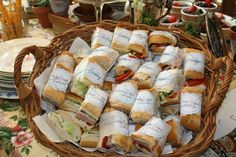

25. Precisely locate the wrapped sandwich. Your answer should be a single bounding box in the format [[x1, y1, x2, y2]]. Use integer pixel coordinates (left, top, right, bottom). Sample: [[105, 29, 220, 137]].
[[43, 64, 73, 106], [149, 31, 177, 54], [46, 110, 82, 142], [77, 86, 108, 129], [98, 108, 129, 153], [70, 58, 106, 97], [115, 54, 141, 83], [130, 89, 159, 124], [158, 46, 184, 69], [131, 117, 171, 156], [91, 27, 113, 49], [111, 27, 132, 53], [60, 92, 83, 113], [110, 81, 138, 114], [180, 87, 203, 131], [80, 128, 99, 148], [132, 62, 162, 89], [154, 69, 184, 106], [164, 115, 183, 146], [127, 123, 143, 153], [184, 48, 205, 80], [56, 51, 75, 72], [128, 30, 149, 59], [88, 46, 119, 71]]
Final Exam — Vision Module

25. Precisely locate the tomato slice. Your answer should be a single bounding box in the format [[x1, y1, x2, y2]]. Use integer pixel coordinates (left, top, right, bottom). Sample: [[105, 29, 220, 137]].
[[168, 92, 178, 98], [102, 136, 109, 149], [186, 78, 206, 86], [115, 70, 132, 83], [128, 52, 146, 59]]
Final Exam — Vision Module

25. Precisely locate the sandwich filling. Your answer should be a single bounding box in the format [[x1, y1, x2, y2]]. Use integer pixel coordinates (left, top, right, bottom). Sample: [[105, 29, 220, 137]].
[[186, 77, 206, 87], [77, 109, 97, 126], [129, 51, 146, 59], [159, 90, 178, 104], [115, 69, 132, 83], [150, 43, 172, 53]]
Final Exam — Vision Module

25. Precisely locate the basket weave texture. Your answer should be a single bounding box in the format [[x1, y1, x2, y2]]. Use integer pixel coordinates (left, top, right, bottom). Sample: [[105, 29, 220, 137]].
[[14, 20, 234, 157]]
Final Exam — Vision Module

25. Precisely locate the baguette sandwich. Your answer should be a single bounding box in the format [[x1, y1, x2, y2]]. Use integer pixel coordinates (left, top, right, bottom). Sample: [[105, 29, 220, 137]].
[[111, 27, 132, 53], [149, 31, 177, 54], [180, 87, 203, 131], [60, 92, 83, 113], [91, 27, 113, 49], [80, 128, 99, 148], [46, 110, 82, 142], [128, 30, 149, 59], [132, 62, 162, 89], [131, 117, 171, 156], [115, 54, 141, 83]]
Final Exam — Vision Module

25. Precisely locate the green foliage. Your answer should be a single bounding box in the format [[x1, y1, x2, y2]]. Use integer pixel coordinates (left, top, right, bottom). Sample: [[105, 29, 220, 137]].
[[0, 127, 13, 155], [18, 118, 28, 129], [21, 145, 32, 155], [140, 12, 157, 26], [182, 22, 201, 38], [29, 0, 50, 7], [0, 101, 20, 111]]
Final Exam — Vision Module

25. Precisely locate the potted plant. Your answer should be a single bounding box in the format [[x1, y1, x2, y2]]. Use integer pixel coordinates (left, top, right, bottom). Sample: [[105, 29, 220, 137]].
[[49, 0, 69, 17], [31, 0, 52, 28]]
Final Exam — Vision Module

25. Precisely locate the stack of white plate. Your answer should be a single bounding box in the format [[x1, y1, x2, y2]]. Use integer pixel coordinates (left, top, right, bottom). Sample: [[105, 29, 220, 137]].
[[0, 38, 50, 99]]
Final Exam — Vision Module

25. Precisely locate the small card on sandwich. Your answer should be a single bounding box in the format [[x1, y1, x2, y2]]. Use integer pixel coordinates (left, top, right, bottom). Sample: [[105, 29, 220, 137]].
[[109, 81, 138, 114], [46, 110, 82, 142], [128, 30, 149, 59], [132, 62, 162, 89], [91, 27, 113, 49], [154, 69, 184, 106], [131, 117, 171, 156], [98, 108, 129, 153], [149, 31, 177, 54], [115, 54, 141, 83], [77, 86, 108, 130], [111, 27, 132, 54]]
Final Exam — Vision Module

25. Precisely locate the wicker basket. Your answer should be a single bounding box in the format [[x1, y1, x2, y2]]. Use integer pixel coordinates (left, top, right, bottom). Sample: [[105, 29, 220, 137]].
[[14, 20, 234, 157]]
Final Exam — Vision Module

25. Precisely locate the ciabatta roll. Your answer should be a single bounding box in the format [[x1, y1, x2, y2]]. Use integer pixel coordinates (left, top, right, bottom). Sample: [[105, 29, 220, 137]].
[[91, 27, 113, 49]]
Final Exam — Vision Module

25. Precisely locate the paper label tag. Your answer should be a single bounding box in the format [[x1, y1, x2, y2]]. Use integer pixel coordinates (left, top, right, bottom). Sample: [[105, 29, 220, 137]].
[[184, 52, 205, 73], [92, 28, 113, 48], [84, 87, 108, 111], [129, 30, 148, 46], [56, 54, 74, 69], [134, 117, 169, 148], [47, 68, 72, 92], [131, 90, 156, 115], [181, 93, 202, 115], [159, 46, 183, 68], [117, 54, 141, 72], [150, 31, 177, 44], [136, 62, 161, 77], [113, 27, 132, 46], [100, 110, 129, 137], [154, 69, 181, 91], [110, 82, 138, 106]]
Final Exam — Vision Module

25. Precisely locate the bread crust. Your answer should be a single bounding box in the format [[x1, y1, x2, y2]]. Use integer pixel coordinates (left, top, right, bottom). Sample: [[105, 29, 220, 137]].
[[181, 114, 201, 131], [149, 35, 174, 45], [80, 102, 102, 119], [111, 41, 130, 53], [131, 111, 153, 124], [184, 70, 204, 79], [182, 87, 203, 94], [166, 119, 182, 146], [110, 101, 132, 114], [111, 134, 129, 152], [43, 86, 65, 106], [161, 92, 180, 106], [132, 72, 153, 89], [80, 140, 98, 148], [128, 43, 148, 57]]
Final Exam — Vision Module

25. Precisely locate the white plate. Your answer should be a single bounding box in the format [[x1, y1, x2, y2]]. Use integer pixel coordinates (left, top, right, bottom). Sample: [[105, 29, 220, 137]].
[[221, 13, 236, 27], [0, 89, 18, 99], [0, 38, 50, 73]]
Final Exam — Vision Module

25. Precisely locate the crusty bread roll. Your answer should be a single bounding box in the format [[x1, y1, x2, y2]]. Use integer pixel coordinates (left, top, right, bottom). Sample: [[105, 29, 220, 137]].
[[110, 81, 138, 114], [148, 31, 177, 54], [132, 62, 162, 89], [180, 87, 203, 131], [60, 92, 83, 113], [111, 27, 132, 53], [184, 48, 205, 79], [165, 116, 183, 146], [80, 128, 99, 148], [128, 30, 149, 58], [130, 89, 159, 124], [56, 51, 75, 72], [91, 27, 113, 49], [131, 117, 170, 156]]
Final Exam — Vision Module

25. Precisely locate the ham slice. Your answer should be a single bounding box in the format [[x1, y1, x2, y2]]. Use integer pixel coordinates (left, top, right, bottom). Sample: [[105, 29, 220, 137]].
[[77, 112, 96, 126]]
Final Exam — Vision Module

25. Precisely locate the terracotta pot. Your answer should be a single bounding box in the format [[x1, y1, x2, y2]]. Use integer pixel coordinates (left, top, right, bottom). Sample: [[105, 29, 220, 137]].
[[181, 7, 206, 22], [32, 6, 52, 28]]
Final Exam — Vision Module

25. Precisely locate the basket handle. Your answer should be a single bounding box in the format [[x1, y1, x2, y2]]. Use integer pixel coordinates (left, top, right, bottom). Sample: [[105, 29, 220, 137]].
[[204, 56, 234, 114], [14, 45, 46, 100]]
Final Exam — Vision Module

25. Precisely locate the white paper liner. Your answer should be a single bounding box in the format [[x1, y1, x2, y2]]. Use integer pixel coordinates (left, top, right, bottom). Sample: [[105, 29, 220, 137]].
[[69, 37, 91, 58]]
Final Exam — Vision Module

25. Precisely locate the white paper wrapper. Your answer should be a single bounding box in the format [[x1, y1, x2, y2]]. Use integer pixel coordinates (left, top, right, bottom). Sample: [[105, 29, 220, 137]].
[[69, 37, 91, 58], [129, 30, 148, 46], [184, 52, 205, 73], [149, 31, 177, 45], [91, 27, 113, 49], [180, 92, 202, 115], [117, 54, 142, 73]]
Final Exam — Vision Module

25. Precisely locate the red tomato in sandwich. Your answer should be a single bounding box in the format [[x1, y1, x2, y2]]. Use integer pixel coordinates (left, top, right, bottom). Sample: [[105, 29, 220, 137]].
[[168, 92, 178, 98], [189, 5, 197, 13], [186, 78, 207, 86], [115, 70, 132, 83], [128, 53, 146, 59], [168, 16, 177, 23]]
